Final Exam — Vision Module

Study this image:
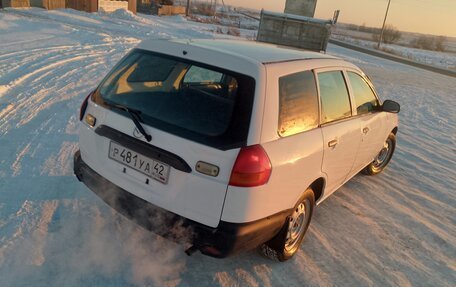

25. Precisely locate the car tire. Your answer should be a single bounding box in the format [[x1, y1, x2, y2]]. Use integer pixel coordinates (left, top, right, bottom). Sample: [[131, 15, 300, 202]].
[[260, 188, 315, 262], [363, 132, 396, 176]]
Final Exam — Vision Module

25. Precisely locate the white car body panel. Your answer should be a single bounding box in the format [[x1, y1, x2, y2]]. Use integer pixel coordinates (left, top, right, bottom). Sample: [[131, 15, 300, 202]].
[[221, 129, 324, 223], [319, 119, 362, 198], [351, 112, 388, 173]]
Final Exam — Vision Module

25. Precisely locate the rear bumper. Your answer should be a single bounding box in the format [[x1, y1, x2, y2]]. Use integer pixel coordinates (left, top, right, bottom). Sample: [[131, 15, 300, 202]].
[[73, 150, 289, 258]]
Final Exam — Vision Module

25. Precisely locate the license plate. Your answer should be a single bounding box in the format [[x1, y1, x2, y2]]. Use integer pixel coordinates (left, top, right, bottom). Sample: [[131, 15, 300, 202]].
[[108, 141, 170, 184]]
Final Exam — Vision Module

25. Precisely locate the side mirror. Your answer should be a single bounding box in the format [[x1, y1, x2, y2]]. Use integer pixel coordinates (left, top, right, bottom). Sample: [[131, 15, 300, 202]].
[[382, 100, 400, 113]]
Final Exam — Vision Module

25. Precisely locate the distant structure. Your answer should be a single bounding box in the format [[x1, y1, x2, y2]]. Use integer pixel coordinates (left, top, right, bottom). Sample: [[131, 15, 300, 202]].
[[137, 0, 185, 15], [284, 0, 317, 18], [1, 0, 137, 13], [257, 1, 340, 53], [257, 10, 332, 52]]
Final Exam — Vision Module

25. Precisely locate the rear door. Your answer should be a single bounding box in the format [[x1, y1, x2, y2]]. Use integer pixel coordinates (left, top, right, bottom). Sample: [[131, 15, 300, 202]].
[[316, 70, 361, 197], [80, 50, 256, 228]]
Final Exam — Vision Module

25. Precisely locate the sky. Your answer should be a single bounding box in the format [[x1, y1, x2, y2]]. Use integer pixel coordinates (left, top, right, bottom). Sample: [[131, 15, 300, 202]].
[[221, 0, 456, 37]]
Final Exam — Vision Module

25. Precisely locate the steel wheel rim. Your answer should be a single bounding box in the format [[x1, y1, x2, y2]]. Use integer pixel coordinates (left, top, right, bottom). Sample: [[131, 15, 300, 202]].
[[373, 138, 392, 168], [285, 202, 307, 251]]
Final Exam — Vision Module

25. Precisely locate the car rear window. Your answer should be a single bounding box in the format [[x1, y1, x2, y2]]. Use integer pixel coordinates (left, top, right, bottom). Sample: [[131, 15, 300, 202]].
[[94, 49, 256, 150]]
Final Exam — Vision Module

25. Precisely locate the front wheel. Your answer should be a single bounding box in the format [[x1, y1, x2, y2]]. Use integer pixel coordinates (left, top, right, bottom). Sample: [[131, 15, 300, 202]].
[[260, 188, 315, 261], [363, 132, 396, 175]]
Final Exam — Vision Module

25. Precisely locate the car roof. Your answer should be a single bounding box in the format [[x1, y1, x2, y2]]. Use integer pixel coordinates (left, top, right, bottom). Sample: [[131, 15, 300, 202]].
[[138, 39, 338, 64]]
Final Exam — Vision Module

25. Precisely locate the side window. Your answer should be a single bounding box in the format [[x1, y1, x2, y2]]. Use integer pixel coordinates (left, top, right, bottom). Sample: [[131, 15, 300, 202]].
[[348, 72, 379, 115], [127, 54, 176, 82], [278, 71, 319, 137], [317, 71, 352, 124], [183, 66, 223, 84]]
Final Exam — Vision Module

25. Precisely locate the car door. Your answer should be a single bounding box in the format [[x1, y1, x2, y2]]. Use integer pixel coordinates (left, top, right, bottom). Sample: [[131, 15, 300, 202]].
[[317, 70, 362, 197], [346, 71, 388, 173]]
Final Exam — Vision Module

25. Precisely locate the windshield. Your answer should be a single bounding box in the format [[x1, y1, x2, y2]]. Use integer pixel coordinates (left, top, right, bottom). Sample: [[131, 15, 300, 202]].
[[94, 49, 256, 150]]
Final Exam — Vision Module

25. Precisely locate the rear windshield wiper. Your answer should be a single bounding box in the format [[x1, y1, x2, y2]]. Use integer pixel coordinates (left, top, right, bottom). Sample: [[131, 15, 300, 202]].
[[103, 99, 152, 142]]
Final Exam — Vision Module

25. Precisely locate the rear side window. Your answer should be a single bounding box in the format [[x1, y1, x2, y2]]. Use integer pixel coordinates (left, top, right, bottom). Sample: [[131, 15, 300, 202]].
[[95, 49, 255, 150], [347, 72, 379, 115], [127, 54, 177, 82], [317, 71, 352, 124], [183, 66, 223, 83], [278, 71, 319, 137]]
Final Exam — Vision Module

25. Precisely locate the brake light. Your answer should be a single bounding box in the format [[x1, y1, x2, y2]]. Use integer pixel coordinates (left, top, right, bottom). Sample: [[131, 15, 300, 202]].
[[229, 145, 272, 187], [79, 91, 94, 121]]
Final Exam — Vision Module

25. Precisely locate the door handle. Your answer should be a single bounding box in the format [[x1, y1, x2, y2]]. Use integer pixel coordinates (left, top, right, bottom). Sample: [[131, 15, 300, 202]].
[[328, 139, 338, 148], [363, 127, 370, 134]]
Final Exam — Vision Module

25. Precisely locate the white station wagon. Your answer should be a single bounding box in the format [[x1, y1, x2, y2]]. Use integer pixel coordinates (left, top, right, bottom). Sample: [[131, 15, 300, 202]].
[[74, 39, 400, 261]]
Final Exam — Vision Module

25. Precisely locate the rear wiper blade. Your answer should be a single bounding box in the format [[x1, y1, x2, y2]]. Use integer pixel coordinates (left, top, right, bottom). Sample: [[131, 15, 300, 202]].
[[104, 100, 152, 142]]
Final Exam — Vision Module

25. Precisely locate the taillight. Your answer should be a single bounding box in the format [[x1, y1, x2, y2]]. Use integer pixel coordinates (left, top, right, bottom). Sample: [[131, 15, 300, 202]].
[[79, 91, 94, 121], [229, 145, 272, 187]]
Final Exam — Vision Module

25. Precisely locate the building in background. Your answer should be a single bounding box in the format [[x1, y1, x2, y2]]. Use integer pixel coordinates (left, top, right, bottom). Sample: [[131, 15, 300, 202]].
[[1, 0, 30, 7], [284, 0, 317, 18], [1, 0, 137, 13]]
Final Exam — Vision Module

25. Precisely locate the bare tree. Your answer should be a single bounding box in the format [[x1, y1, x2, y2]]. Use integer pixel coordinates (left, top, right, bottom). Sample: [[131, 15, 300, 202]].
[[412, 35, 435, 50], [373, 24, 401, 44], [410, 35, 446, 51], [435, 36, 446, 52]]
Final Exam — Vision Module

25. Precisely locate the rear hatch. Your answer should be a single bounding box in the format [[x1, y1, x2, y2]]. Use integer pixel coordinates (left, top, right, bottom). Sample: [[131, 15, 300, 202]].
[[79, 48, 256, 227]]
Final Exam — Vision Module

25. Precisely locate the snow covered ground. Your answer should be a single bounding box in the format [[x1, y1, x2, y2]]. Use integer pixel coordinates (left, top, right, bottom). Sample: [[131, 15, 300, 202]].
[[331, 34, 456, 71], [0, 8, 455, 287]]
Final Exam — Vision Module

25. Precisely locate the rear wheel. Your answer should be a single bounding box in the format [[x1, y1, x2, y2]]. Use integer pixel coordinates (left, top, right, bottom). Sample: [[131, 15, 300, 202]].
[[260, 188, 315, 261], [363, 133, 396, 175]]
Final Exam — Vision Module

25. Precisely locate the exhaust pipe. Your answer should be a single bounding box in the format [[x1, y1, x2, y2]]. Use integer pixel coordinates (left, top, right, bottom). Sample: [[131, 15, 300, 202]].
[[185, 245, 199, 256]]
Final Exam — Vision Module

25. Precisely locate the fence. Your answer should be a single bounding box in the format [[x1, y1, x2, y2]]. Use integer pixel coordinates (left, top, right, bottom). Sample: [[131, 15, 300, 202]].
[[65, 0, 97, 12], [157, 5, 185, 16]]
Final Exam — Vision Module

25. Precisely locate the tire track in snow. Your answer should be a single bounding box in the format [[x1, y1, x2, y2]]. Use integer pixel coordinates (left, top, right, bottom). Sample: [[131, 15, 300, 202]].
[[0, 200, 58, 268], [1, 46, 108, 94], [26, 200, 59, 266], [10, 143, 31, 177], [5, 8, 218, 44], [41, 141, 79, 176], [0, 41, 134, 133], [0, 45, 75, 62]]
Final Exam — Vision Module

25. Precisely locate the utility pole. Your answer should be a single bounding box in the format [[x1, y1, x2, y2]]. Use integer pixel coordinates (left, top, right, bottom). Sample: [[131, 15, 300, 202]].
[[186, 0, 191, 16], [377, 0, 392, 49], [213, 0, 218, 19]]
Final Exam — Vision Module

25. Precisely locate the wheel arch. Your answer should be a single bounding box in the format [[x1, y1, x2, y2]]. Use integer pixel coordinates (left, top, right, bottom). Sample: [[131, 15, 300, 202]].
[[392, 127, 398, 135], [309, 177, 325, 204]]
